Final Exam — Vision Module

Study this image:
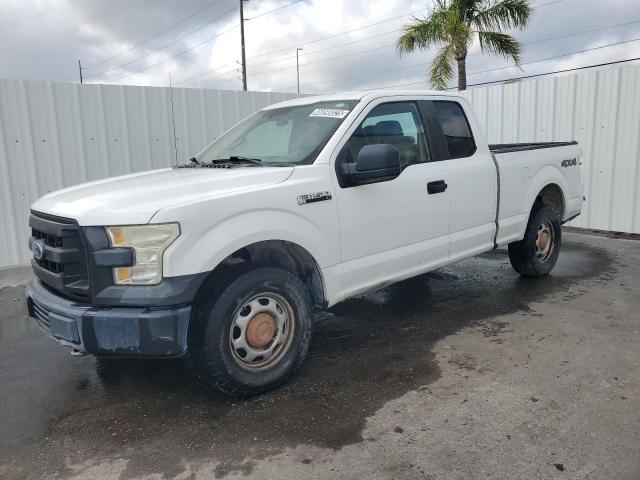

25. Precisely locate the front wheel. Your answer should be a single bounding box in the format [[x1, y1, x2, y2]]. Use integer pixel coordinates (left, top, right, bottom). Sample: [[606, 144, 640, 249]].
[[508, 205, 562, 277], [192, 267, 313, 397]]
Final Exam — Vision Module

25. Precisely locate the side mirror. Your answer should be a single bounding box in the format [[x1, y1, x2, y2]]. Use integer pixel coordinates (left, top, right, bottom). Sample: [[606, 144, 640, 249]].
[[343, 144, 401, 185]]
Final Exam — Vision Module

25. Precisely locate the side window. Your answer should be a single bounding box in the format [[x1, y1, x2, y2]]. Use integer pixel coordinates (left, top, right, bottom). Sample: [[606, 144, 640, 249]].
[[432, 101, 476, 159], [344, 102, 429, 170]]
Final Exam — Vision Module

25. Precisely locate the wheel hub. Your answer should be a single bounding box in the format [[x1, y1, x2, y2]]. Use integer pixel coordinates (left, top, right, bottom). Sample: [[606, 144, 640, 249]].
[[246, 312, 276, 349], [538, 231, 550, 251], [535, 221, 555, 262], [229, 292, 295, 370]]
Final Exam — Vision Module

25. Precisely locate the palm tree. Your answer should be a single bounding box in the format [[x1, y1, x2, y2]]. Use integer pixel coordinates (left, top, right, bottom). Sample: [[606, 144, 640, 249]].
[[397, 0, 532, 91]]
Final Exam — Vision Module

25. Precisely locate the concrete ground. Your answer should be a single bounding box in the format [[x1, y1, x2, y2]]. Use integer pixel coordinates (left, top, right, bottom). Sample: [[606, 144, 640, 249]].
[[0, 230, 638, 480]]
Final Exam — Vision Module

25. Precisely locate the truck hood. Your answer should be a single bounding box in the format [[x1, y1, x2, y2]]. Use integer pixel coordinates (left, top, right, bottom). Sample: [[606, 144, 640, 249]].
[[31, 166, 294, 225]]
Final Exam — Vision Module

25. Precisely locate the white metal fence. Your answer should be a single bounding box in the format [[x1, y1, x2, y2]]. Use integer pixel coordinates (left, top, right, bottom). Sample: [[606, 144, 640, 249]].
[[463, 64, 640, 235], [1, 66, 639, 268], [0, 80, 299, 268]]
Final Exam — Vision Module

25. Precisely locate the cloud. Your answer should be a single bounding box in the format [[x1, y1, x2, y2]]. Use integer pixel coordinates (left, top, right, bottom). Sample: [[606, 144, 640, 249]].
[[1, 0, 639, 92]]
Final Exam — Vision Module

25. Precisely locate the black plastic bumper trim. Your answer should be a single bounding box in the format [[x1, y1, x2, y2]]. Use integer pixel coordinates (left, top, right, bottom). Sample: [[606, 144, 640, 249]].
[[26, 278, 192, 358]]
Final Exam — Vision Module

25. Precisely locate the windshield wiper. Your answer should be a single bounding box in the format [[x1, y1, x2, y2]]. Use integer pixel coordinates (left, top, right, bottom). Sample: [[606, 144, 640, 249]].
[[210, 156, 263, 166], [189, 157, 200, 165]]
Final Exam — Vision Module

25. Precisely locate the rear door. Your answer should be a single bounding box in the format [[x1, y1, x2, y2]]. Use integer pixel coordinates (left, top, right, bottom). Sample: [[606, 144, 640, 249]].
[[419, 99, 497, 262], [331, 98, 450, 299]]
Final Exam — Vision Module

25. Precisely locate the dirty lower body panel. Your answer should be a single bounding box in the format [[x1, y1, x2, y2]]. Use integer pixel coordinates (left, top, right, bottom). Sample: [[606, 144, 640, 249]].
[[26, 278, 190, 357]]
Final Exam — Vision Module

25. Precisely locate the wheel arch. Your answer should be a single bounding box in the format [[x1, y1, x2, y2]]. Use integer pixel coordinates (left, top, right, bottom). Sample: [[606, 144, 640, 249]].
[[531, 183, 566, 219], [526, 166, 569, 221], [193, 239, 327, 312]]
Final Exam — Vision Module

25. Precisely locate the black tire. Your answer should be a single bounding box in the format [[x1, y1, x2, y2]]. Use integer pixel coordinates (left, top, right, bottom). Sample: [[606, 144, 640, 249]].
[[192, 267, 313, 397], [508, 205, 562, 277]]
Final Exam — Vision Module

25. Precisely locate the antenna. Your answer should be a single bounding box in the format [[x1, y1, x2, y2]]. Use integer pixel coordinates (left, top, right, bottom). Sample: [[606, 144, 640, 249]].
[[169, 72, 179, 166]]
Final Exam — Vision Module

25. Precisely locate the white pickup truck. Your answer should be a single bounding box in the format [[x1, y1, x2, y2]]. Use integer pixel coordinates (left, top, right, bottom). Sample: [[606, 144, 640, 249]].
[[26, 90, 583, 396]]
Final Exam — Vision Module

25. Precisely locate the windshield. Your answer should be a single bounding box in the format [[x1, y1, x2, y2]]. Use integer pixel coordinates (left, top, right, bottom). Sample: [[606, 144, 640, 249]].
[[194, 100, 358, 166]]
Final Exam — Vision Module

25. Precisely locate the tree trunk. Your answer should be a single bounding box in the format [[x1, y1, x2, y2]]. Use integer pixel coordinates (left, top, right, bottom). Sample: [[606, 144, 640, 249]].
[[457, 57, 467, 91]]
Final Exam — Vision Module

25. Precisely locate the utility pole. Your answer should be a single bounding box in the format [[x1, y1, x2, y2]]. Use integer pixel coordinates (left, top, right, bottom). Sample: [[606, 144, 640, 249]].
[[239, 0, 248, 91], [78, 60, 83, 84], [296, 48, 303, 95]]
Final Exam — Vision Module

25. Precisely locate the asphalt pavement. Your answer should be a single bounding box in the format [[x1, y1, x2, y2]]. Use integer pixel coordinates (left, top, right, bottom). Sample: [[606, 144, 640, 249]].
[[0, 230, 638, 479]]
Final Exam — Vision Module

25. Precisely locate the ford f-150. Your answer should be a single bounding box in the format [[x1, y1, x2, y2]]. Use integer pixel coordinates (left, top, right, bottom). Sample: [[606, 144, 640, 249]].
[[26, 90, 583, 396]]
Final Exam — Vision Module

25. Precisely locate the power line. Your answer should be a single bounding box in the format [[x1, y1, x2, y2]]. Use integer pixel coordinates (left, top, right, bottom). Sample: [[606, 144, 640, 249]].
[[532, 0, 567, 7], [246, 0, 305, 20], [178, 8, 424, 89], [251, 42, 396, 76], [370, 55, 640, 91], [175, 0, 306, 87], [245, 8, 425, 61], [285, 35, 640, 92], [247, 28, 401, 70], [246, 7, 635, 79], [189, 66, 240, 87], [84, 0, 224, 69], [465, 36, 640, 78], [108, 0, 304, 85], [106, 23, 239, 83], [176, 61, 238, 86], [247, 0, 567, 70], [209, 75, 241, 88], [86, 0, 566, 84], [88, 5, 238, 79], [246, 0, 563, 66], [249, 18, 640, 78], [518, 18, 640, 48], [464, 56, 640, 87]]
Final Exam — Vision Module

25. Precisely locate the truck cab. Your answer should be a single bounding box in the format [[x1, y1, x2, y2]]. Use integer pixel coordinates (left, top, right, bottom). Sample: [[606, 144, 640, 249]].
[[26, 90, 583, 396]]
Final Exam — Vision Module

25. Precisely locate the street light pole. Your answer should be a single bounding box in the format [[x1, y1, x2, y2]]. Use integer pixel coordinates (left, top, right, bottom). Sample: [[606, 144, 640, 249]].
[[296, 48, 303, 95], [239, 0, 248, 91]]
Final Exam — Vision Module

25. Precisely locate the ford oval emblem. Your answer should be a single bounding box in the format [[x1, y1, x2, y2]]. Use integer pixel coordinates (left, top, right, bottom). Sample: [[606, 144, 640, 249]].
[[32, 240, 45, 261]]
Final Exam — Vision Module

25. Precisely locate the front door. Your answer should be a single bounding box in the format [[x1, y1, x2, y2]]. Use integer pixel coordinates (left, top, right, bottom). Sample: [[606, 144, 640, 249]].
[[332, 99, 451, 299]]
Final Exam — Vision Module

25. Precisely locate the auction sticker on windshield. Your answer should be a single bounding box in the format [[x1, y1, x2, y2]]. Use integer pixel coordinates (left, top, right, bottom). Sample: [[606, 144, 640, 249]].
[[309, 108, 350, 119]]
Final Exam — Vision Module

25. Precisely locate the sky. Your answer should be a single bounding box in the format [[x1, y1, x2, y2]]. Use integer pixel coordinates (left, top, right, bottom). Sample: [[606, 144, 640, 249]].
[[1, 0, 640, 94]]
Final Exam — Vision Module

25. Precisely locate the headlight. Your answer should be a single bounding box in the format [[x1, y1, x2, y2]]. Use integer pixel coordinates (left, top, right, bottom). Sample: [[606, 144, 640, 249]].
[[105, 223, 179, 285]]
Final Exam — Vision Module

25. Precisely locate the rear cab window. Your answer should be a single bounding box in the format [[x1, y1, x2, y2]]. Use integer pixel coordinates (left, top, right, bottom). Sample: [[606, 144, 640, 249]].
[[419, 100, 476, 161]]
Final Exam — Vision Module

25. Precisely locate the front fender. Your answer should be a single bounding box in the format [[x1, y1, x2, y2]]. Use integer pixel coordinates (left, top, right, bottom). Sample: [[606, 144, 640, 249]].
[[162, 208, 338, 278]]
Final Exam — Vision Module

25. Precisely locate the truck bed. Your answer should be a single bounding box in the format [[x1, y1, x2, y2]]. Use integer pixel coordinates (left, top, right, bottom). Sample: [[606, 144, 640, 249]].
[[489, 141, 577, 154]]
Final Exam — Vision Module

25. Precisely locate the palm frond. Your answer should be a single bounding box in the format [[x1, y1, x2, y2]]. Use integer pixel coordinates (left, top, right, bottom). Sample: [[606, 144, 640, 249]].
[[443, 7, 473, 52], [396, 8, 450, 54], [472, 0, 532, 31], [477, 31, 521, 64], [430, 43, 456, 90]]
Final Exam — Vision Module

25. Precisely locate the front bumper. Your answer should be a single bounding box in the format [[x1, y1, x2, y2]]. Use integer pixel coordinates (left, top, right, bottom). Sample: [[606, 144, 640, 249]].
[[26, 278, 191, 358]]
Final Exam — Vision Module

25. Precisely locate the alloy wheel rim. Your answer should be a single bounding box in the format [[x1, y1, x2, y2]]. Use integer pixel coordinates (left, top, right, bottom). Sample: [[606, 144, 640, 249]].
[[229, 292, 295, 370]]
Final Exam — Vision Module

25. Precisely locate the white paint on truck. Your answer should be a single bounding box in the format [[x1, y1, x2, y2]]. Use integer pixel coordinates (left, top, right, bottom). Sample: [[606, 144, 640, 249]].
[[31, 90, 583, 307]]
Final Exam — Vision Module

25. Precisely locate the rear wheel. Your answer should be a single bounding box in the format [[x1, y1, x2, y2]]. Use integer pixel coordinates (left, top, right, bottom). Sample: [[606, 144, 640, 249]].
[[508, 205, 562, 277], [192, 267, 313, 397]]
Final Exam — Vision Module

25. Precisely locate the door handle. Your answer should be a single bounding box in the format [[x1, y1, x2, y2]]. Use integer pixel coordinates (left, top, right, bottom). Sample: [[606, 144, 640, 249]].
[[427, 180, 448, 194]]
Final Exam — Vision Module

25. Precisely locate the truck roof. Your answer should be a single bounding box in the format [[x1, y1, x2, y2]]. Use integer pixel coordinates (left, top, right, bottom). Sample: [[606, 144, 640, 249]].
[[264, 89, 464, 109]]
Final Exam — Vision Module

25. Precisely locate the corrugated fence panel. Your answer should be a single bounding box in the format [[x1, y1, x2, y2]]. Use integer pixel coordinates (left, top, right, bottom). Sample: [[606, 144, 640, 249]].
[[1, 67, 639, 268], [0, 79, 300, 268], [464, 64, 640, 234]]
